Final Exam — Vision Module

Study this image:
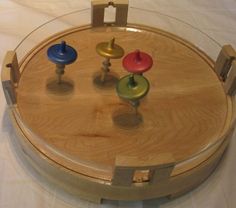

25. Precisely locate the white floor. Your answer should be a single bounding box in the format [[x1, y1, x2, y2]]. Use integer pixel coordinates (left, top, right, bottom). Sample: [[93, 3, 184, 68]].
[[0, 0, 236, 207]]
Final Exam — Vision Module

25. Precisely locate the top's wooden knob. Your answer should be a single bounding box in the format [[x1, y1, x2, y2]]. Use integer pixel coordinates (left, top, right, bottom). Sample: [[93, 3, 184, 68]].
[[96, 38, 124, 59], [122, 50, 153, 74]]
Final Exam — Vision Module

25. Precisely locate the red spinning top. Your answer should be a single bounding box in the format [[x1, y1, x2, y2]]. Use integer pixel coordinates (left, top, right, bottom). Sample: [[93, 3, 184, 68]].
[[122, 50, 153, 74]]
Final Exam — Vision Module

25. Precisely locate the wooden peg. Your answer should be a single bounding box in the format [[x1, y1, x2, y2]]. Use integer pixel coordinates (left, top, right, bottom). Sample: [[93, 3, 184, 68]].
[[214, 45, 236, 81], [149, 164, 174, 185], [1, 51, 20, 105], [112, 166, 134, 186], [91, 0, 128, 27], [224, 60, 236, 95], [4, 51, 20, 84], [112, 153, 175, 186]]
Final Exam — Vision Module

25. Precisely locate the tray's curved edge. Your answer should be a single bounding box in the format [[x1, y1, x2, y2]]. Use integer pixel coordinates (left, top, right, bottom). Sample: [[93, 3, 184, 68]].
[[2, 0, 236, 200], [6, 102, 234, 203], [13, 24, 234, 180], [2, 24, 236, 202]]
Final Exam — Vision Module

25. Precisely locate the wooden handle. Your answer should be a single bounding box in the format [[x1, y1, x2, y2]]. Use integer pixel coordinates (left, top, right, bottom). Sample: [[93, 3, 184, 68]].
[[214, 45, 236, 95], [112, 153, 175, 186], [214, 45, 236, 81], [224, 60, 236, 95], [1, 51, 20, 105], [91, 0, 128, 27]]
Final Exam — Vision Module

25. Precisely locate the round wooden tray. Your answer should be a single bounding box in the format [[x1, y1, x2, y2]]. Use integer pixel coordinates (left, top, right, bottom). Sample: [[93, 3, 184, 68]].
[[17, 24, 230, 177], [2, 2, 236, 203]]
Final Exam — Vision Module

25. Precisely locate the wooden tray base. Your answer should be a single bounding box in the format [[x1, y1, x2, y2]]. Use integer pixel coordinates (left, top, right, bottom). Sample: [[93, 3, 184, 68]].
[[2, 23, 236, 202]]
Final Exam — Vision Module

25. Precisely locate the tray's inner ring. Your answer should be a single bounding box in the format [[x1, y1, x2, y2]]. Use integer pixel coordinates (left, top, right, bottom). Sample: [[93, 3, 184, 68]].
[[17, 25, 229, 180]]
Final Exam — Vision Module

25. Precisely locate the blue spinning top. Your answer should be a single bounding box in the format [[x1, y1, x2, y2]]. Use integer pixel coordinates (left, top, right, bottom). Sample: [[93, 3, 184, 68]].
[[47, 41, 77, 65]]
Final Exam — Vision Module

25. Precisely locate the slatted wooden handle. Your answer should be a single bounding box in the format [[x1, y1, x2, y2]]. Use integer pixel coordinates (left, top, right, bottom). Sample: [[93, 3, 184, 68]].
[[215, 45, 236, 80], [1, 51, 20, 105], [224, 60, 236, 95], [91, 0, 128, 27], [112, 153, 175, 186], [214, 45, 236, 95]]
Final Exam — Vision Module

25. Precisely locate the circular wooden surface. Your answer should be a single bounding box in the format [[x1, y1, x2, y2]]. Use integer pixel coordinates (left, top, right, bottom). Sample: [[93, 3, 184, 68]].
[[17, 25, 230, 180]]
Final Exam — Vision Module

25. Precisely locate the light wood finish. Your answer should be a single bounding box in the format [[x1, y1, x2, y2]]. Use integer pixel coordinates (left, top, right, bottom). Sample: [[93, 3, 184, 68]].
[[1, 51, 19, 105], [112, 154, 175, 186], [2, 24, 235, 202], [224, 60, 236, 95], [9, 105, 234, 202], [91, 0, 128, 27], [214, 44, 236, 80], [16, 25, 232, 181]]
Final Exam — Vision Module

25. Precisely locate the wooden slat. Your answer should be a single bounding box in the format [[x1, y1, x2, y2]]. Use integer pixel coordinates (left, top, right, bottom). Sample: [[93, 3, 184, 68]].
[[9, 51, 20, 83], [112, 167, 134, 186], [214, 45, 236, 80], [112, 154, 175, 186], [115, 3, 128, 26], [1, 51, 19, 105], [91, 5, 104, 27], [150, 165, 174, 185], [224, 60, 236, 95], [91, 0, 128, 27]]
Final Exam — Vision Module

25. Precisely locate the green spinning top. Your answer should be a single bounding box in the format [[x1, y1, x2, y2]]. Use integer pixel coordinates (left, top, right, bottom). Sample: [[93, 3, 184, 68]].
[[116, 74, 150, 113]]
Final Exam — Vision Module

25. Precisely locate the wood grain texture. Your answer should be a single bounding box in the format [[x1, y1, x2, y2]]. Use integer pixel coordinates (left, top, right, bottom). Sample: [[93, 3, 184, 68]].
[[10, 104, 234, 202], [16, 25, 231, 181]]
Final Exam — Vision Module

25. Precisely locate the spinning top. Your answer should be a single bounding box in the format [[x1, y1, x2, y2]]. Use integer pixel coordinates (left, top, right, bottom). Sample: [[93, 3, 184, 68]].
[[122, 50, 153, 74], [116, 74, 150, 114], [47, 41, 77, 84], [96, 38, 124, 82]]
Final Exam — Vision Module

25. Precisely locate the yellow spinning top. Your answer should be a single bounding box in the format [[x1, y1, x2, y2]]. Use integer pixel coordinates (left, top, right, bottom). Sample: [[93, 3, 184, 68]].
[[96, 37, 124, 59], [96, 38, 124, 83]]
